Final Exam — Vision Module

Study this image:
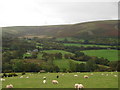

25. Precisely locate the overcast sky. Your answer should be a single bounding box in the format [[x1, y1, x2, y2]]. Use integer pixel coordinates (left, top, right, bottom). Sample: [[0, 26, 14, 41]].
[[0, 0, 119, 27]]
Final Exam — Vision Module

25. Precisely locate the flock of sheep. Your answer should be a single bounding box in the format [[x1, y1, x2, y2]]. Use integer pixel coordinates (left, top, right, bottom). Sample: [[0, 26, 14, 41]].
[[0, 72, 118, 89]]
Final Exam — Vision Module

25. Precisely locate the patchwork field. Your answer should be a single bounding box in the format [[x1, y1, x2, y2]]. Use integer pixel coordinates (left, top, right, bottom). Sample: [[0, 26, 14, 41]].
[[81, 50, 119, 61], [2, 72, 118, 88]]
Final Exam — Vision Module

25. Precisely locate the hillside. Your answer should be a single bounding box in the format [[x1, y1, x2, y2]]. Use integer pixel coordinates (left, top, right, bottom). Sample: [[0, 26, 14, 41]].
[[2, 20, 119, 39]]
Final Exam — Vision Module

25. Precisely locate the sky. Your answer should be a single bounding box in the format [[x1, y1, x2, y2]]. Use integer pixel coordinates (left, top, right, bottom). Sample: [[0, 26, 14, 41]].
[[0, 0, 119, 27]]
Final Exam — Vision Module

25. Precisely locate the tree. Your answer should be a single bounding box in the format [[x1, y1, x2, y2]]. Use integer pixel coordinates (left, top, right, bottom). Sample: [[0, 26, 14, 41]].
[[55, 53, 62, 59], [64, 38, 68, 42], [74, 51, 85, 57], [31, 52, 38, 59], [85, 60, 98, 72], [54, 66, 60, 72], [64, 54, 71, 59], [2, 63, 12, 73], [69, 61, 76, 72], [109, 61, 118, 71], [76, 63, 86, 72]]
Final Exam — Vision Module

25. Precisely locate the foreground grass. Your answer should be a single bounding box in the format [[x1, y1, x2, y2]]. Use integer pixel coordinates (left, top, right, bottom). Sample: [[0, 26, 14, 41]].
[[82, 50, 119, 61], [2, 72, 118, 88]]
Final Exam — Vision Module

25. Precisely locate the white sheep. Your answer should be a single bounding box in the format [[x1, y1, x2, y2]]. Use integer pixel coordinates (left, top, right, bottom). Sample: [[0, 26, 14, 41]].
[[43, 77, 46, 79], [1, 78, 5, 81], [114, 75, 117, 77], [52, 80, 58, 84], [75, 84, 84, 90], [26, 76, 29, 78], [20, 76, 23, 78], [101, 73, 104, 75], [43, 80, 46, 84], [74, 75, 78, 77], [84, 75, 89, 78], [106, 74, 108, 76], [75, 84, 79, 88], [90, 73, 94, 75], [6, 84, 13, 88]]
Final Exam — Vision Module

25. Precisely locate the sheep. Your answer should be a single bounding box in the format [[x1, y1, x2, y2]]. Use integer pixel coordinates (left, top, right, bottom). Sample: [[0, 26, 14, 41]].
[[20, 76, 23, 78], [74, 75, 78, 77], [62, 74, 64, 76], [75, 83, 84, 90], [6, 84, 13, 88], [43, 77, 46, 80], [106, 74, 108, 76], [101, 73, 104, 75], [26, 76, 29, 78], [114, 75, 117, 77], [84, 75, 89, 78], [43, 80, 46, 84], [90, 73, 94, 75], [1, 78, 5, 81], [52, 80, 58, 84], [75, 84, 79, 88]]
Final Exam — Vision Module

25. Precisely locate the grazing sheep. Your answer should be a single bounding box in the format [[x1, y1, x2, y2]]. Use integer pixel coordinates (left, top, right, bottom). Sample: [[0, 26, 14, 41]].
[[90, 73, 94, 75], [52, 80, 58, 84], [26, 76, 29, 78], [1, 78, 5, 81], [43, 77, 46, 80], [62, 74, 64, 76], [75, 84, 84, 89], [75, 84, 79, 88], [106, 74, 108, 76], [101, 73, 104, 75], [43, 80, 46, 84], [114, 75, 117, 77], [6, 84, 13, 88], [84, 75, 89, 78], [20, 76, 23, 78], [74, 75, 78, 77]]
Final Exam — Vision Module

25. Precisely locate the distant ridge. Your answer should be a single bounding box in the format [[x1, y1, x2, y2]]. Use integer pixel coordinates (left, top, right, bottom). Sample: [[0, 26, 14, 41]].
[[2, 20, 119, 39]]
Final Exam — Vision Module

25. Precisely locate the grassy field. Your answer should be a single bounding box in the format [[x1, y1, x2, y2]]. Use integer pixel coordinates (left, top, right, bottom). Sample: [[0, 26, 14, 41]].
[[43, 50, 74, 55], [63, 43, 113, 47], [37, 50, 74, 59], [2, 72, 118, 88], [53, 59, 70, 71], [53, 59, 85, 71], [82, 50, 119, 61]]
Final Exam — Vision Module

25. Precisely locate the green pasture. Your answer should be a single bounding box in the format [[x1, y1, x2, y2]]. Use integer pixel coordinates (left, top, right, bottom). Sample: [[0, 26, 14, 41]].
[[2, 72, 118, 88], [63, 43, 114, 47], [82, 50, 119, 61]]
